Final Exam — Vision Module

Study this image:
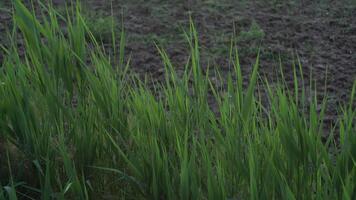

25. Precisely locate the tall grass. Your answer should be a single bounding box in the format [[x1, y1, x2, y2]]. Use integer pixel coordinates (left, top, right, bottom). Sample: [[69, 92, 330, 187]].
[[0, 1, 355, 199]]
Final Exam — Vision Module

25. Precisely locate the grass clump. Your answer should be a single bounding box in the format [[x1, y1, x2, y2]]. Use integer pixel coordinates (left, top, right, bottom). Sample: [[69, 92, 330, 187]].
[[237, 20, 265, 43], [83, 12, 116, 42], [0, 1, 355, 199]]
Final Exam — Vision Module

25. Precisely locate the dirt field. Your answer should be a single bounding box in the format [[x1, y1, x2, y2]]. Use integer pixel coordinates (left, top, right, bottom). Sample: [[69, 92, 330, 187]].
[[1, 0, 355, 126]]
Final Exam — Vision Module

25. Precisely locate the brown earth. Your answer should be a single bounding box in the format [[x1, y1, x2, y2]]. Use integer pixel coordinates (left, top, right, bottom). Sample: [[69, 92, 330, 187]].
[[1, 0, 355, 126]]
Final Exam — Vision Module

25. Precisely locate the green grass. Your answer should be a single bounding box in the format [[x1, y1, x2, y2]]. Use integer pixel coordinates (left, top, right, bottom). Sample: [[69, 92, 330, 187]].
[[0, 1, 355, 199]]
